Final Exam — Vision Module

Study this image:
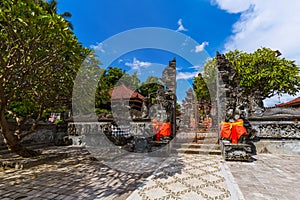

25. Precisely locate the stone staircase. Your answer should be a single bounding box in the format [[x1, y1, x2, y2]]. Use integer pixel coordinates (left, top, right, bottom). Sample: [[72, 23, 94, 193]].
[[176, 143, 221, 155], [170, 131, 221, 155]]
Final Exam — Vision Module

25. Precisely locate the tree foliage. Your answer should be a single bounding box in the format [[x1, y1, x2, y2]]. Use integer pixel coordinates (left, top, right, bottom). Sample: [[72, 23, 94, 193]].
[[193, 47, 300, 103], [193, 58, 217, 102], [0, 0, 89, 157], [139, 76, 162, 98], [226, 48, 300, 98], [73, 51, 103, 114]]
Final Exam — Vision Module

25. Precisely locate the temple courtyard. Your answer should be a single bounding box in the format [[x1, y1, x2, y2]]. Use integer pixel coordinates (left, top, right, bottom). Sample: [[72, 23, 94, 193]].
[[0, 145, 299, 200]]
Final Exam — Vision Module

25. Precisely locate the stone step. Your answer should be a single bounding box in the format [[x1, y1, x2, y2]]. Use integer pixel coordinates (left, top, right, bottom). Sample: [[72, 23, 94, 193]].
[[172, 139, 219, 145], [173, 132, 219, 144], [175, 148, 221, 155], [171, 138, 219, 149], [180, 143, 220, 150]]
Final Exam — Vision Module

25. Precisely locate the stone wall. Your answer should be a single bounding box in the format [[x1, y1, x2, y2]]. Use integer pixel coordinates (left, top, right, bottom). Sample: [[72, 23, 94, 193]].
[[250, 121, 300, 139], [249, 107, 300, 139], [68, 121, 153, 138], [255, 140, 300, 155], [0, 122, 68, 148], [67, 121, 154, 158]]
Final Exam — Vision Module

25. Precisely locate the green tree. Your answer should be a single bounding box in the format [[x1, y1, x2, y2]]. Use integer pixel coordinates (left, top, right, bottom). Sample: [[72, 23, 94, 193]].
[[193, 73, 210, 102], [194, 47, 300, 105], [139, 76, 162, 98], [74, 51, 103, 114], [95, 66, 125, 110], [193, 58, 217, 102], [102, 66, 125, 88], [120, 72, 140, 89], [43, 0, 74, 30], [225, 48, 300, 98], [0, 0, 89, 157]]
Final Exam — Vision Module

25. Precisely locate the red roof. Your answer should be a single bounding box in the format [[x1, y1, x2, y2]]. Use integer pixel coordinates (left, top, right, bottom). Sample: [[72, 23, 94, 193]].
[[109, 84, 144, 100], [276, 97, 300, 107]]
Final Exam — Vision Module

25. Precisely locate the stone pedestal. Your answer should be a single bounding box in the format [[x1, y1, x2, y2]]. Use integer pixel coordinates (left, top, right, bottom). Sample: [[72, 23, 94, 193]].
[[220, 140, 252, 161], [133, 137, 152, 153]]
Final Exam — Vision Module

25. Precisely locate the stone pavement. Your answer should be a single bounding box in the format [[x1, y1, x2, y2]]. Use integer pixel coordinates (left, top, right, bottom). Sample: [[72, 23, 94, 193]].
[[227, 154, 300, 200], [127, 154, 233, 200], [0, 146, 300, 199], [0, 146, 151, 200]]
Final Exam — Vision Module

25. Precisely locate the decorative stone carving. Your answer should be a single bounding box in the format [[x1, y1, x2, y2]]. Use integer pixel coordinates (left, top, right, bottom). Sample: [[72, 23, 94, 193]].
[[250, 121, 300, 139], [262, 107, 300, 116], [216, 52, 255, 161], [216, 52, 265, 121], [143, 58, 177, 137], [162, 57, 176, 91], [215, 52, 300, 158], [141, 97, 151, 118], [221, 141, 252, 161]]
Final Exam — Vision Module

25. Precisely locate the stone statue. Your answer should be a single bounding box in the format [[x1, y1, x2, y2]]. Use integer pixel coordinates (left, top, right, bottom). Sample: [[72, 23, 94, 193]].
[[141, 97, 151, 118]]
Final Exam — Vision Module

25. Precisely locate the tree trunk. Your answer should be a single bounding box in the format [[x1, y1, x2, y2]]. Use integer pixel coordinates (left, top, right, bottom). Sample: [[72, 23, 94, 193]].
[[0, 108, 41, 158]]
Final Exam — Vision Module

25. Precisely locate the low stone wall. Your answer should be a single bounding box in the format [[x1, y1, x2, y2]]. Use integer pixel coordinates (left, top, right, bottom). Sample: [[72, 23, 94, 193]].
[[248, 116, 300, 155], [21, 127, 56, 145], [68, 121, 153, 137], [0, 122, 68, 149], [249, 117, 300, 139], [255, 140, 300, 155], [67, 121, 154, 149]]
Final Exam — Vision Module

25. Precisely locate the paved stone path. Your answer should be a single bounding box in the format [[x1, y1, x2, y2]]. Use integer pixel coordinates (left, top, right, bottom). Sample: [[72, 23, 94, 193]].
[[0, 147, 150, 200], [127, 154, 233, 200], [227, 154, 300, 200], [0, 146, 299, 199]]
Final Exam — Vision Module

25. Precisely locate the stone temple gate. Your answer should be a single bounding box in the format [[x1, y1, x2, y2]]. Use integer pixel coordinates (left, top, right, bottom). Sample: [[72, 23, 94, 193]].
[[216, 52, 300, 160]]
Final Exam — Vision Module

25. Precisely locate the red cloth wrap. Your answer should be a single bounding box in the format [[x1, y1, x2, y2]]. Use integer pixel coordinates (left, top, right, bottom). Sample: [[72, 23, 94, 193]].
[[220, 119, 247, 144], [153, 121, 171, 141]]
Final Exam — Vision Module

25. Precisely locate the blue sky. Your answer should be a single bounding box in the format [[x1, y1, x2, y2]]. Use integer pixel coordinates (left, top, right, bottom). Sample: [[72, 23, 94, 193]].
[[57, 0, 300, 106], [57, 0, 239, 54]]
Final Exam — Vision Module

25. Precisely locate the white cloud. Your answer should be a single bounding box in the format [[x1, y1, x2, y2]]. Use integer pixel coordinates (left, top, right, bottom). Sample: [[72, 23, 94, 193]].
[[176, 18, 188, 32], [211, 0, 252, 13], [90, 42, 105, 53], [189, 65, 202, 70], [176, 66, 183, 71], [263, 93, 299, 107], [213, 0, 300, 64], [125, 58, 151, 70], [176, 71, 198, 80], [194, 41, 209, 53]]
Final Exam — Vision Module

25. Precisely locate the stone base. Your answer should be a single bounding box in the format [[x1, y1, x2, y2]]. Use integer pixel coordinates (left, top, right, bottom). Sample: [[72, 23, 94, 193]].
[[220, 140, 253, 161], [133, 137, 152, 153]]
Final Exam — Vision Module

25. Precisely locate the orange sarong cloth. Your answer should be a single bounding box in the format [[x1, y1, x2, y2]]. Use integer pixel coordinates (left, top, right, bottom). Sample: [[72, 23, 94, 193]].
[[153, 120, 171, 141], [160, 122, 171, 137], [220, 119, 247, 144]]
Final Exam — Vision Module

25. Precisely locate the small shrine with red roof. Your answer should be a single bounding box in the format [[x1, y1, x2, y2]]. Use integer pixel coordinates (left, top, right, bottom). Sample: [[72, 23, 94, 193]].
[[109, 84, 145, 112]]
